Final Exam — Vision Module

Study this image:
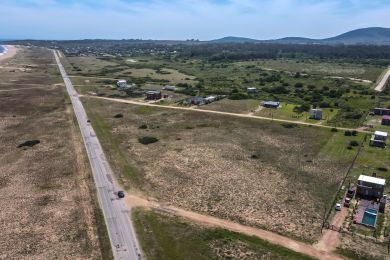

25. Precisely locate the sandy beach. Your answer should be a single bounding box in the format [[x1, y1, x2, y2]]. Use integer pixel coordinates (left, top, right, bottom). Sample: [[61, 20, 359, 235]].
[[0, 45, 18, 62]]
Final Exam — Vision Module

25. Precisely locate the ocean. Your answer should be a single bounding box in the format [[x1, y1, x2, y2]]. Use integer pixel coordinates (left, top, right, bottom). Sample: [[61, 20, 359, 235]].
[[0, 45, 5, 55]]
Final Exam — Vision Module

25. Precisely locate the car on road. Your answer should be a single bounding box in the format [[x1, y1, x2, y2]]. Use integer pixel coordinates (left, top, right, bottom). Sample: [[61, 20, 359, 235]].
[[335, 203, 341, 211], [118, 191, 125, 198], [347, 187, 356, 198]]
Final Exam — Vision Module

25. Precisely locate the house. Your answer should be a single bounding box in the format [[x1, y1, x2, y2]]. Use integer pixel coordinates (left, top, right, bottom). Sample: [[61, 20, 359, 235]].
[[370, 131, 387, 148], [145, 90, 162, 100], [382, 115, 390, 126], [163, 85, 176, 91], [188, 96, 205, 105], [309, 109, 323, 120], [117, 80, 127, 88], [204, 95, 217, 104], [374, 107, 390, 116], [356, 175, 386, 199], [261, 101, 280, 109], [247, 87, 257, 94]]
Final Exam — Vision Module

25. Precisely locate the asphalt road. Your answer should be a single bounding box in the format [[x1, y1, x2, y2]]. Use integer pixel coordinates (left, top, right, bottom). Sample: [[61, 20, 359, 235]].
[[53, 51, 142, 260]]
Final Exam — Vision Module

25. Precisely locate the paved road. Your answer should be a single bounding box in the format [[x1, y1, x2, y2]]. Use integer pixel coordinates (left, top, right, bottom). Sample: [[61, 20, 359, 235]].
[[375, 66, 390, 92], [53, 51, 142, 260], [87, 95, 372, 133]]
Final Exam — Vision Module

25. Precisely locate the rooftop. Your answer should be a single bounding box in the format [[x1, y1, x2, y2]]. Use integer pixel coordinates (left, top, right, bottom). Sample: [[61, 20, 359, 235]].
[[261, 101, 280, 106], [358, 175, 386, 186], [375, 131, 388, 137], [383, 115, 390, 120]]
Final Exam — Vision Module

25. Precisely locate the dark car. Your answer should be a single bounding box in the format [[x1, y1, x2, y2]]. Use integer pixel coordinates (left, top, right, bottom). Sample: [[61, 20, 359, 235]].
[[347, 187, 355, 198], [344, 197, 351, 207], [117, 191, 125, 198], [87, 119, 91, 123]]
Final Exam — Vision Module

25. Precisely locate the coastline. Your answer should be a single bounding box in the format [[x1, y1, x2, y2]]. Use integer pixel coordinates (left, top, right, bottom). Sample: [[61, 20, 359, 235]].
[[0, 45, 18, 61]]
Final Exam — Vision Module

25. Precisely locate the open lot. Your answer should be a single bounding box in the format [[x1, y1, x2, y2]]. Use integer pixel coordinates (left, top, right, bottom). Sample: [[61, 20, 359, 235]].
[[83, 96, 360, 242], [0, 47, 109, 259], [133, 208, 313, 260]]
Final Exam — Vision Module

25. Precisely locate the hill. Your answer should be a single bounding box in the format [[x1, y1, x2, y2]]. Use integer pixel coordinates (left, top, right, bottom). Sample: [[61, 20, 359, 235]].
[[211, 27, 390, 45]]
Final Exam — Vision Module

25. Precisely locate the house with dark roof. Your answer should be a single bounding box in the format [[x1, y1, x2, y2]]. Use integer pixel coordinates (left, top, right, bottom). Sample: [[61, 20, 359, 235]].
[[261, 101, 280, 109]]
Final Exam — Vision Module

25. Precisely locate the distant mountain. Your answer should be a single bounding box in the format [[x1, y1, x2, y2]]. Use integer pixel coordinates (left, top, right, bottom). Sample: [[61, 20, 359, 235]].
[[210, 36, 259, 43], [210, 27, 390, 45], [322, 27, 390, 44]]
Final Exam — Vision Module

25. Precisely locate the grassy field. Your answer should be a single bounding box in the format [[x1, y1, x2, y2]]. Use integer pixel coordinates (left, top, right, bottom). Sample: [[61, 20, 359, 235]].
[[65, 55, 381, 128], [83, 97, 360, 242], [0, 47, 110, 259], [133, 208, 313, 260], [246, 59, 384, 82]]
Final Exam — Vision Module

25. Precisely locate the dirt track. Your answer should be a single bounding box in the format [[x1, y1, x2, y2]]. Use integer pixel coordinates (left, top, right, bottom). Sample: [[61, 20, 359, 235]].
[[125, 194, 342, 260], [375, 66, 390, 92], [86, 95, 371, 133]]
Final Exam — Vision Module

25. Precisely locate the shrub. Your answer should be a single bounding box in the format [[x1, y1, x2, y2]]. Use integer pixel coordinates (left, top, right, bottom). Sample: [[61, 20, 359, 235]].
[[138, 136, 159, 145], [344, 131, 352, 136], [377, 167, 388, 172], [114, 113, 123, 118], [351, 130, 358, 136], [139, 124, 148, 129], [347, 146, 353, 150], [331, 128, 338, 132], [350, 140, 359, 147]]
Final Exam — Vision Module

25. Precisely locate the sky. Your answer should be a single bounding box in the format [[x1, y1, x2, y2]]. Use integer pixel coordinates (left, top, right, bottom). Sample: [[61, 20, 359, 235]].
[[1, 0, 390, 40]]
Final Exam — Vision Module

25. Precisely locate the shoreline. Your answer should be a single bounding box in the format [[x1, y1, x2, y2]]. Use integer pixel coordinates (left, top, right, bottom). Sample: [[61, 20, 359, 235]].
[[0, 45, 18, 61]]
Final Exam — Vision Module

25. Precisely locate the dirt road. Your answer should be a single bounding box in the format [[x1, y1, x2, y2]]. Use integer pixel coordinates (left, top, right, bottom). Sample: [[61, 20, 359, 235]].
[[315, 195, 350, 252], [375, 67, 390, 92], [86, 95, 371, 133], [125, 194, 342, 260]]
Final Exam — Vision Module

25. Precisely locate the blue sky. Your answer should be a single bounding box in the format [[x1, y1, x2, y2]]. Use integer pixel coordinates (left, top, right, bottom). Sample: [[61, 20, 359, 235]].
[[1, 0, 390, 40]]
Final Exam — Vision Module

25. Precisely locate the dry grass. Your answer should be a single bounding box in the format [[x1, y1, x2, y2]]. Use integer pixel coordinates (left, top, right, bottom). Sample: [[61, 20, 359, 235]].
[[84, 98, 354, 242], [0, 47, 107, 259]]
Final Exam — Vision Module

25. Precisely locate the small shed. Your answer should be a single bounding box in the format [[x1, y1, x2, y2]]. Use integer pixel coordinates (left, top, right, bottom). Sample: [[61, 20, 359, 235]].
[[204, 95, 217, 104], [117, 80, 127, 88], [382, 115, 390, 126], [247, 87, 257, 94], [146, 90, 162, 100], [261, 101, 280, 109], [374, 131, 388, 141], [309, 109, 323, 120]]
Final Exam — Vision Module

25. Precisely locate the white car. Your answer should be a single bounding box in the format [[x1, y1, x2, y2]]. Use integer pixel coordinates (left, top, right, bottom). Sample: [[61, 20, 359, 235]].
[[335, 203, 341, 211]]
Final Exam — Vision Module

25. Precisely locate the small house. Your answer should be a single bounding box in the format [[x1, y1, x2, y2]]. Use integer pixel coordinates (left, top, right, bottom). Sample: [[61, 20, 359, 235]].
[[261, 101, 280, 109], [370, 131, 388, 148], [189, 96, 205, 105], [309, 109, 323, 120], [163, 85, 176, 91], [146, 90, 162, 100], [247, 87, 257, 94], [382, 115, 390, 126], [117, 80, 127, 88], [356, 175, 386, 199], [374, 108, 390, 116], [204, 95, 217, 104]]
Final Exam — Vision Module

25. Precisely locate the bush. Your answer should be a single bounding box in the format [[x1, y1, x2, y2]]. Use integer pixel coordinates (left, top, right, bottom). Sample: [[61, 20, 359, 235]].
[[347, 146, 353, 150], [377, 167, 388, 172], [351, 130, 358, 136], [344, 131, 352, 136], [138, 136, 159, 145], [350, 140, 359, 147], [139, 124, 148, 129], [331, 128, 338, 132], [114, 113, 123, 118]]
